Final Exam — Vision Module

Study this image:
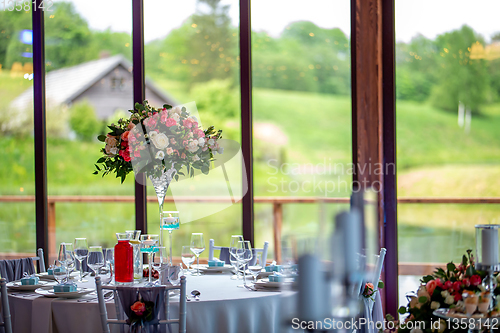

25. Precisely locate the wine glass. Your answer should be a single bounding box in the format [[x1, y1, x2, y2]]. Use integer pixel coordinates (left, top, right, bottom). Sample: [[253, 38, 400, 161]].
[[248, 252, 263, 283], [104, 248, 114, 282], [181, 246, 195, 274], [229, 235, 243, 280], [236, 241, 253, 287], [53, 263, 66, 285], [73, 238, 89, 282], [190, 233, 205, 276], [88, 246, 105, 277], [152, 246, 168, 285], [140, 234, 159, 285], [58, 243, 75, 282]]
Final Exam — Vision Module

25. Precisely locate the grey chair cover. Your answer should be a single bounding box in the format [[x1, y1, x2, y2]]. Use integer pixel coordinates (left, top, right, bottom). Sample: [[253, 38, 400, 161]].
[[0, 258, 35, 282], [115, 287, 166, 333], [218, 247, 231, 264]]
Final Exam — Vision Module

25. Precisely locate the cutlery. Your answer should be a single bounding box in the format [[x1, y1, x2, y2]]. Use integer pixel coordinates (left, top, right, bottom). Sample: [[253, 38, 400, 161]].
[[78, 291, 113, 302], [244, 284, 257, 291], [190, 290, 200, 301]]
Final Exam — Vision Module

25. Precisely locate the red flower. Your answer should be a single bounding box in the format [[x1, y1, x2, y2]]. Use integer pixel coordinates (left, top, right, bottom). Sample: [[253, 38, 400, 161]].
[[452, 281, 462, 292], [454, 292, 462, 302], [121, 131, 130, 141], [435, 278, 443, 288], [131, 301, 146, 316], [426, 279, 439, 296], [470, 275, 482, 286], [119, 149, 131, 162], [364, 283, 374, 296], [444, 281, 453, 290], [462, 278, 471, 287]]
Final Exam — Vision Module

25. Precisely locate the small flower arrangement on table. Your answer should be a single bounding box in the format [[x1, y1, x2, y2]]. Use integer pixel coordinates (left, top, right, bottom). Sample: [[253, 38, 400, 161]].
[[393, 250, 500, 333]]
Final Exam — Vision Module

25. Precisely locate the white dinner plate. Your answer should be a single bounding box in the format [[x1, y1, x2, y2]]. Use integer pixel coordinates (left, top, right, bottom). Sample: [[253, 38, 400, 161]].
[[35, 287, 94, 299], [253, 279, 282, 289], [197, 264, 234, 273], [7, 280, 55, 291], [36, 272, 79, 280]]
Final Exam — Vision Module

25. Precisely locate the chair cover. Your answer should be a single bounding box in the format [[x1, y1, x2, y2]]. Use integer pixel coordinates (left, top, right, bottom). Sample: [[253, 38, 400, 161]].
[[0, 258, 35, 282], [115, 287, 167, 333]]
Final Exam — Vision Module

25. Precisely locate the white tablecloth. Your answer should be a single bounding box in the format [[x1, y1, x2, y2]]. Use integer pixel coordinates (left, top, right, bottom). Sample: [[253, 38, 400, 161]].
[[8, 274, 296, 333]]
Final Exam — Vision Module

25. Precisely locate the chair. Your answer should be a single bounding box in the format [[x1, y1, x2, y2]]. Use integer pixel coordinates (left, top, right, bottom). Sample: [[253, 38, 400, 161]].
[[0, 278, 13, 333], [0, 248, 45, 282], [95, 276, 187, 333], [208, 239, 269, 266], [34, 248, 46, 273], [359, 248, 386, 333]]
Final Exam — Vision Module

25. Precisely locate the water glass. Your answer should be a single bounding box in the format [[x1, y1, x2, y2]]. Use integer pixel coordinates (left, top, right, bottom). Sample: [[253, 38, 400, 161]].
[[248, 253, 263, 283], [229, 235, 243, 279], [74, 238, 89, 282], [58, 243, 75, 282], [190, 233, 205, 276], [181, 246, 195, 274], [104, 248, 114, 280], [140, 234, 159, 284], [88, 246, 105, 277], [236, 241, 253, 286], [152, 246, 168, 284]]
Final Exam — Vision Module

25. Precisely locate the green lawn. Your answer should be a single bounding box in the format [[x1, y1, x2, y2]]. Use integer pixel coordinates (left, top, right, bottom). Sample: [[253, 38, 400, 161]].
[[1, 75, 500, 263]]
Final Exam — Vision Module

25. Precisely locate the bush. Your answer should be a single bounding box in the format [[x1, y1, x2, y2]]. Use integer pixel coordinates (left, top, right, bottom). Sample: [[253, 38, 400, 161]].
[[69, 100, 100, 141], [190, 79, 239, 120]]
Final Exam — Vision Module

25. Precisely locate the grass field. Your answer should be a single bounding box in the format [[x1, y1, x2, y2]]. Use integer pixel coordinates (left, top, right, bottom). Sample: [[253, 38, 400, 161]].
[[1, 74, 499, 263]]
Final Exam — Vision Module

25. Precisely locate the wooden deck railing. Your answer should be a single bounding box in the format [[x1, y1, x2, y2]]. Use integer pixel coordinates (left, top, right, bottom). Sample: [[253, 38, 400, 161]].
[[1, 195, 499, 274]]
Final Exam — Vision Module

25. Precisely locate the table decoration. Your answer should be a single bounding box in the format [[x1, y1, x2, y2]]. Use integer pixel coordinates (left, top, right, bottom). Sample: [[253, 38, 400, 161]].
[[141, 234, 159, 285], [21, 273, 39, 285], [152, 246, 168, 285], [88, 246, 105, 278], [394, 250, 500, 333], [94, 101, 223, 249], [126, 230, 142, 280], [54, 282, 78, 293], [475, 224, 500, 311], [162, 211, 179, 265], [129, 299, 155, 327], [115, 233, 134, 284]]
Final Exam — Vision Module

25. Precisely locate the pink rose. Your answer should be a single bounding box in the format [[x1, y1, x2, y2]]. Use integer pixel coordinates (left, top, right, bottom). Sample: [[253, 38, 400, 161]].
[[119, 149, 131, 162], [134, 150, 141, 158], [364, 283, 374, 296], [192, 122, 198, 128], [426, 279, 438, 296], [452, 281, 462, 292], [181, 153, 186, 159], [183, 119, 193, 128], [166, 147, 173, 155], [165, 118, 176, 127], [145, 117, 157, 128], [170, 138, 176, 145], [470, 275, 482, 286], [121, 131, 130, 141], [194, 129, 205, 138], [127, 122, 135, 130]]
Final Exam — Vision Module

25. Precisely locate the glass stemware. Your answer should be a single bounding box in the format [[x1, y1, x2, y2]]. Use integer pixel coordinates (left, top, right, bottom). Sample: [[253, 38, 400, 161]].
[[248, 252, 263, 283], [53, 262, 66, 284], [152, 246, 168, 285], [236, 241, 253, 287], [229, 235, 243, 280], [161, 211, 180, 266], [140, 234, 159, 285], [181, 246, 195, 274], [58, 243, 75, 282], [104, 248, 114, 282], [190, 233, 205, 276], [73, 238, 89, 282], [88, 246, 105, 277]]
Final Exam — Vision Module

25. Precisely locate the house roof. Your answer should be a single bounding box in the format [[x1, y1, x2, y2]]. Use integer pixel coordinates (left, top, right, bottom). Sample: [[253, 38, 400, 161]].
[[10, 54, 176, 111]]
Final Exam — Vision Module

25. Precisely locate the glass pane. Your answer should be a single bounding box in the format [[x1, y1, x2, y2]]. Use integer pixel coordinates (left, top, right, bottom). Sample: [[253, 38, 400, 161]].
[[44, 1, 134, 262], [0, 9, 36, 260], [145, 0, 242, 259], [252, 0, 352, 261], [396, 0, 500, 303]]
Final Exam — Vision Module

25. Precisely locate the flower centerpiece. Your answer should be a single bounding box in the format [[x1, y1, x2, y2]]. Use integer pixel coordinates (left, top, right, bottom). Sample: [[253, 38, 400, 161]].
[[393, 250, 500, 333], [94, 101, 223, 249]]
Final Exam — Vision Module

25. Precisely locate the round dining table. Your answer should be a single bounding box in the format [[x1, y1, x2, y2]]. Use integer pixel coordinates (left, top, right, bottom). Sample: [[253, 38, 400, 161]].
[[8, 273, 296, 333]]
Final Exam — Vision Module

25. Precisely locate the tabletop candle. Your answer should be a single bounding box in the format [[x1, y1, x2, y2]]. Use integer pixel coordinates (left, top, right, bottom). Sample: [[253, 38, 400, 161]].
[[482, 228, 499, 266]]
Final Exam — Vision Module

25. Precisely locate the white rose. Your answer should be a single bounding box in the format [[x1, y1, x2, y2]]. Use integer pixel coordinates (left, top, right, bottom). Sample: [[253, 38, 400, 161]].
[[151, 133, 169, 149], [188, 132, 194, 138], [155, 151, 165, 160], [409, 296, 419, 309], [148, 131, 157, 138], [186, 140, 199, 153], [217, 147, 224, 155], [110, 147, 118, 155], [192, 155, 200, 162], [171, 113, 180, 122], [410, 329, 423, 333], [190, 116, 198, 122], [431, 301, 440, 310], [444, 295, 455, 305], [208, 138, 215, 146], [441, 290, 450, 298], [170, 106, 181, 116], [198, 138, 205, 147]]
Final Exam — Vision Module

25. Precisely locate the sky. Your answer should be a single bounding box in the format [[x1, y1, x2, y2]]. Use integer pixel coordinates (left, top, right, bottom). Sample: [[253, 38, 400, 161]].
[[68, 0, 500, 43]]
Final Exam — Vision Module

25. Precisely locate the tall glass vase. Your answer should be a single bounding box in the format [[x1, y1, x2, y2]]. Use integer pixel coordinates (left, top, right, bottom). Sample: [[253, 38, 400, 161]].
[[148, 165, 177, 249]]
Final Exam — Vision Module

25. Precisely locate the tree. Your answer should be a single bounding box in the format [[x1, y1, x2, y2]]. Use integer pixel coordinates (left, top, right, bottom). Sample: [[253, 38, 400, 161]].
[[430, 25, 490, 113]]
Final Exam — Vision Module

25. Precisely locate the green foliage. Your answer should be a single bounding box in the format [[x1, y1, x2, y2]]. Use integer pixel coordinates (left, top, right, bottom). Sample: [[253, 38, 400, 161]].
[[0, 11, 31, 69], [69, 100, 101, 141], [190, 79, 238, 119]]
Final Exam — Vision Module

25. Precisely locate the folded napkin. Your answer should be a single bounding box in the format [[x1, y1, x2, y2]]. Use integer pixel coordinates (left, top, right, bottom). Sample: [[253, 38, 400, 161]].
[[21, 273, 39, 285], [54, 282, 77, 292], [269, 273, 284, 282], [208, 259, 224, 267]]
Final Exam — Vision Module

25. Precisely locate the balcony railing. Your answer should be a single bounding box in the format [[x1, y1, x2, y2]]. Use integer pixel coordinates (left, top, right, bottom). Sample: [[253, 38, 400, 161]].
[[1, 195, 499, 275]]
